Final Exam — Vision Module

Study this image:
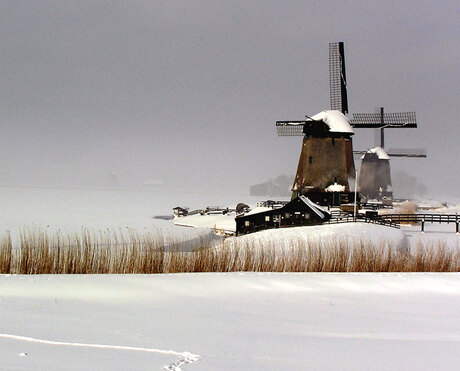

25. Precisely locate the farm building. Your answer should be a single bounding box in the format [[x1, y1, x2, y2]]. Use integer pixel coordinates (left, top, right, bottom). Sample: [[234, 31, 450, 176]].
[[236, 196, 331, 235]]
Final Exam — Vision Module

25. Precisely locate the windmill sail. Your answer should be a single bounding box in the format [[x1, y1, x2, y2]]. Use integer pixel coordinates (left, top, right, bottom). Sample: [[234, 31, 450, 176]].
[[329, 42, 348, 114], [275, 121, 306, 136], [350, 111, 417, 128], [354, 148, 427, 158], [386, 148, 427, 158]]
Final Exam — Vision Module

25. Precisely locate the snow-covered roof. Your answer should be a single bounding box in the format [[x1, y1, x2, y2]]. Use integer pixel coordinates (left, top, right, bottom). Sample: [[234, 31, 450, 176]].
[[244, 207, 272, 216], [308, 110, 354, 134], [361, 147, 390, 160], [299, 196, 331, 219]]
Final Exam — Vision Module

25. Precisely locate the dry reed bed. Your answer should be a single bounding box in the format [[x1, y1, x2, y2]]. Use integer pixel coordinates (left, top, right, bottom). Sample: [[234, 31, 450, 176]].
[[0, 229, 459, 274]]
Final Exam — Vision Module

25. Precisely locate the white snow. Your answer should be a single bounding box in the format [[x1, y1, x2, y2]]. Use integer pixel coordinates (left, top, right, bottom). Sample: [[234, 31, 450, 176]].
[[309, 110, 354, 134], [243, 206, 272, 216], [235, 222, 405, 248], [173, 212, 237, 233], [299, 195, 331, 218], [361, 146, 390, 160], [325, 182, 346, 192], [0, 185, 261, 246], [1, 273, 460, 370], [1, 185, 458, 249], [1, 186, 459, 369]]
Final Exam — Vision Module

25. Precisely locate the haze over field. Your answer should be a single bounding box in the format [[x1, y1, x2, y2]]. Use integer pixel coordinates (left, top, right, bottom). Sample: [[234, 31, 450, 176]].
[[1, 1, 459, 195]]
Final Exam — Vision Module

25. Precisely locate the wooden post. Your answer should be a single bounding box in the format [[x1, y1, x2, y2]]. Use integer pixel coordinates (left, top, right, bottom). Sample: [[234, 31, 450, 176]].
[[421, 221, 425, 232], [353, 169, 358, 222], [456, 223, 459, 234], [380, 107, 385, 148]]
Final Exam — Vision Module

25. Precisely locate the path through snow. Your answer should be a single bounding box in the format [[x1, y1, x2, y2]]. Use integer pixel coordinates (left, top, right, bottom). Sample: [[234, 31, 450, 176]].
[[0, 334, 200, 370]]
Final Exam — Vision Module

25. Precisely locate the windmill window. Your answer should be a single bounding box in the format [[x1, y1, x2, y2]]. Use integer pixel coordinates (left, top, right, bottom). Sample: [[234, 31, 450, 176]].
[[309, 156, 313, 164]]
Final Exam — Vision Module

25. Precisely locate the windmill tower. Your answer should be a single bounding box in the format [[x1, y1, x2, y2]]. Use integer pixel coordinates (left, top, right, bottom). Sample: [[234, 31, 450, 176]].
[[276, 43, 356, 206], [351, 108, 427, 200]]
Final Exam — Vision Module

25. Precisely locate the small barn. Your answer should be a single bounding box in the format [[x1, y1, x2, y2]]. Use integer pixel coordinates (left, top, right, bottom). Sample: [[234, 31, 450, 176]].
[[235, 196, 331, 235]]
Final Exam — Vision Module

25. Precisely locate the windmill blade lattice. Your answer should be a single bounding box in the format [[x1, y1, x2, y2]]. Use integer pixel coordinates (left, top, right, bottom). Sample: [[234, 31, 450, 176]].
[[329, 42, 348, 114], [276, 121, 306, 136], [350, 112, 417, 128]]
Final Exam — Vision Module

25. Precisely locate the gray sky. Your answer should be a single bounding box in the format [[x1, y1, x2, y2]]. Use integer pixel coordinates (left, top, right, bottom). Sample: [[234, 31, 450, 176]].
[[1, 0, 459, 196]]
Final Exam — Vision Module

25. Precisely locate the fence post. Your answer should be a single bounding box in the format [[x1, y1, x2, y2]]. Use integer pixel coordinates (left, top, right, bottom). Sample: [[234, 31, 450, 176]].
[[456, 222, 459, 234], [421, 221, 425, 233]]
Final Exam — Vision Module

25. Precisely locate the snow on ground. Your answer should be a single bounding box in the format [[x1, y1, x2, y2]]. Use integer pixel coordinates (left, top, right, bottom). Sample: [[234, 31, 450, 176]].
[[1, 187, 459, 369], [401, 224, 460, 249], [1, 273, 460, 370], [239, 222, 459, 250], [0, 185, 261, 247], [427, 204, 460, 214], [173, 213, 237, 233], [235, 223, 405, 248], [1, 185, 459, 250]]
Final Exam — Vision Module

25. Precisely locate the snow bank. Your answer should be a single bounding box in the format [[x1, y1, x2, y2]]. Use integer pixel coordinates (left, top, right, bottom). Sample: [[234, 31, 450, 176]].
[[234, 223, 405, 249]]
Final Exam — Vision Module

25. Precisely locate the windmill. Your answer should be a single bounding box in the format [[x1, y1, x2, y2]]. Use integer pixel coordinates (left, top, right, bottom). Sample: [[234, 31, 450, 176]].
[[351, 108, 427, 200], [275, 41, 426, 205], [275, 42, 356, 206]]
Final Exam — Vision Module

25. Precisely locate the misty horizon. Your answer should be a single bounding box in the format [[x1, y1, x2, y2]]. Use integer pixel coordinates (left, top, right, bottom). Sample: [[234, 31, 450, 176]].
[[1, 1, 459, 196]]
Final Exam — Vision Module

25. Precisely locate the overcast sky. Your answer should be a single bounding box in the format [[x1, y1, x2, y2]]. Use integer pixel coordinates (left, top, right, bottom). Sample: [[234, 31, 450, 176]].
[[1, 1, 459, 196]]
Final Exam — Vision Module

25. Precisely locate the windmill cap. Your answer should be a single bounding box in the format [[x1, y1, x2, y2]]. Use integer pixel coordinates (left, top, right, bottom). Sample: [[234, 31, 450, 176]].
[[308, 110, 354, 134], [360, 147, 390, 160]]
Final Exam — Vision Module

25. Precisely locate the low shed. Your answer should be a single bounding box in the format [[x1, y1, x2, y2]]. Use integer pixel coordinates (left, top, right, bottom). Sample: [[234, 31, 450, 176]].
[[235, 196, 331, 235]]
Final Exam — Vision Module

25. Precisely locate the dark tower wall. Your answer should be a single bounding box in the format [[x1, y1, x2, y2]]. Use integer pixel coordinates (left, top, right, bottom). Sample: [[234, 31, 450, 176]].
[[292, 136, 355, 196], [359, 154, 392, 199]]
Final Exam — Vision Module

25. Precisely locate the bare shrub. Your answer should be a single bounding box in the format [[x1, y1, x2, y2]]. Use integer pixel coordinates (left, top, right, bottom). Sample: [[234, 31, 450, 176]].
[[0, 232, 13, 274], [0, 228, 458, 274], [380, 200, 418, 216]]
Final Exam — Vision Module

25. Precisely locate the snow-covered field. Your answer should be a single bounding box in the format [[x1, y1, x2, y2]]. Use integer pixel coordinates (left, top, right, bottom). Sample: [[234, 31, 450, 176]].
[[1, 186, 460, 370], [0, 185, 262, 247], [1, 273, 460, 370], [1, 185, 458, 249]]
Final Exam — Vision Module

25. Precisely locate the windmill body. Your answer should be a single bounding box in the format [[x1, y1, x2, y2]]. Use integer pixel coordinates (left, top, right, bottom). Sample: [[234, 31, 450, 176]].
[[358, 147, 392, 199], [277, 110, 356, 205], [351, 107, 426, 201]]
